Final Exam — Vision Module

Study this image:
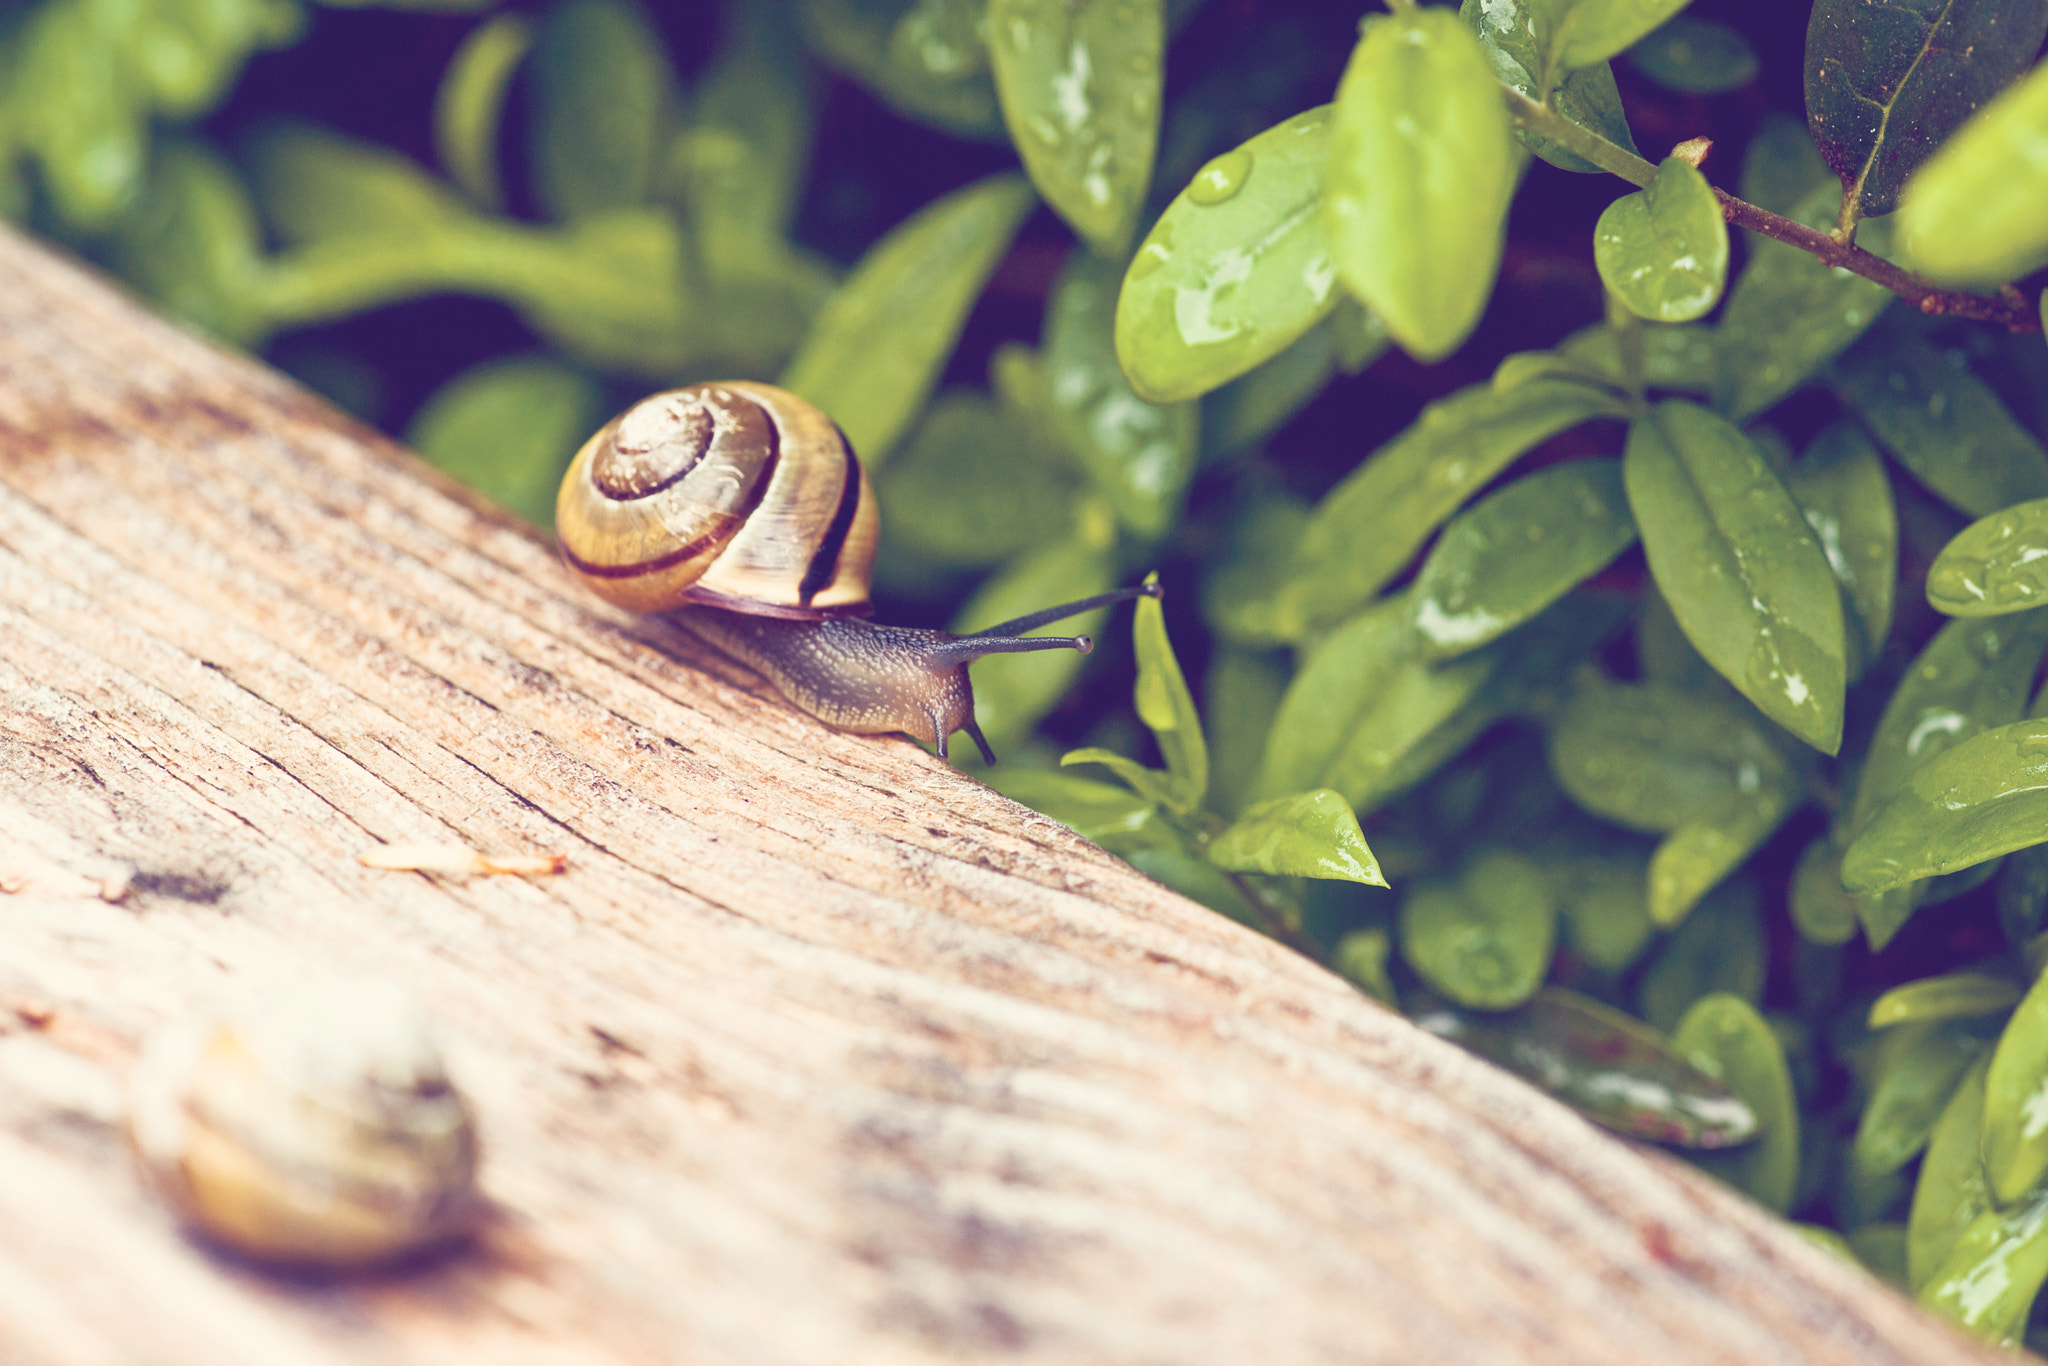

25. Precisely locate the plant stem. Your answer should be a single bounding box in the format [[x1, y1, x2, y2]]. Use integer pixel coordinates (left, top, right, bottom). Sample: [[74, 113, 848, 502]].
[[1223, 871, 1322, 960], [1503, 87, 2042, 334]]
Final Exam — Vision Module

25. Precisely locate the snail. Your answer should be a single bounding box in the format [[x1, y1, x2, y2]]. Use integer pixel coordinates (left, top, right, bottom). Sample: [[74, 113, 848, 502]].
[[128, 978, 479, 1270], [556, 381, 1155, 763]]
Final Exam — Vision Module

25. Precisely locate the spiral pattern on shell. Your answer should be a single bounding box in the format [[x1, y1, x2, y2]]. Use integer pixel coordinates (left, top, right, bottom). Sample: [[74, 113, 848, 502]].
[[555, 382, 879, 618]]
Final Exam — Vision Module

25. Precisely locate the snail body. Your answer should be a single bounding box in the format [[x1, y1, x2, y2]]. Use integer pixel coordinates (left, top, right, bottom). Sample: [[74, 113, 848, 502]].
[[557, 382, 1153, 763]]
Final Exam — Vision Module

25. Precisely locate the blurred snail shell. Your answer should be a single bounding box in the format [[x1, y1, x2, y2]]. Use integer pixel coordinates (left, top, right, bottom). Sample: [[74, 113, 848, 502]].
[[128, 979, 478, 1270], [557, 381, 1156, 764]]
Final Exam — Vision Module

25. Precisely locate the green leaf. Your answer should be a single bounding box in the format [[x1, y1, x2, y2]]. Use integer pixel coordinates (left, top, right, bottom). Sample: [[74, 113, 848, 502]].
[[1114, 106, 1341, 403], [1790, 835, 1859, 946], [876, 393, 1081, 568], [1672, 994, 1800, 1212], [1043, 252, 1199, 537], [1627, 16, 1757, 94], [1249, 598, 1416, 804], [1333, 929, 1399, 1006], [1124, 847, 1266, 928], [1805, 0, 2046, 222], [798, 0, 1003, 139], [1408, 460, 1636, 661], [1872, 973, 2024, 1029], [528, 0, 675, 221], [1594, 156, 1729, 323], [1713, 182, 1893, 420], [405, 356, 600, 530], [1554, 848, 1656, 972], [1624, 400, 1848, 753], [1416, 988, 1759, 1148], [1919, 1188, 2048, 1342], [434, 13, 531, 210], [1853, 1020, 1991, 1180], [1556, 319, 1717, 393], [1132, 576, 1207, 811], [1400, 849, 1556, 1010], [1198, 314, 1340, 460], [950, 539, 1115, 755], [1204, 648, 1288, 820], [251, 121, 465, 244], [1639, 879, 1764, 1033], [1784, 420, 1897, 679], [1060, 746, 1185, 811], [1551, 0, 1694, 70], [1908, 1053, 1992, 1290], [988, 0, 1160, 257], [1983, 964, 2048, 1205], [1232, 378, 1626, 644], [984, 767, 1164, 849], [1208, 790, 1386, 887], [1325, 9, 1517, 362], [1832, 325, 2048, 520], [1900, 60, 2048, 285], [1843, 718, 2048, 895], [1461, 0, 1640, 174], [1929, 498, 2048, 617], [108, 139, 272, 347], [782, 173, 1035, 465]]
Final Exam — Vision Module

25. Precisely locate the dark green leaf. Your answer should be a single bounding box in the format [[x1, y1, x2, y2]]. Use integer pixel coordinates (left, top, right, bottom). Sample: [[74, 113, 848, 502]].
[[1333, 929, 1399, 1006], [950, 539, 1115, 755], [1200, 307, 1386, 460], [528, 0, 675, 221], [1594, 156, 1729, 323], [1624, 400, 1848, 752], [988, 0, 1161, 257], [984, 767, 1166, 850], [1908, 1054, 1991, 1290], [1409, 461, 1636, 661], [1209, 790, 1386, 886], [1784, 420, 1897, 679], [1790, 834, 1860, 945], [1805, 0, 2046, 220], [1132, 575, 1208, 810], [251, 121, 464, 244], [1928, 499, 2048, 617], [877, 393, 1081, 568], [1832, 325, 2048, 519], [1556, 319, 1717, 393], [434, 13, 531, 209], [1843, 718, 2048, 895], [1043, 252, 1199, 537], [1853, 1020, 1991, 1179], [1461, 0, 1640, 174], [1114, 106, 1340, 403], [1849, 1225, 1912, 1288], [406, 356, 600, 529], [782, 172, 1035, 464], [1900, 62, 2048, 285], [1204, 648, 1288, 820], [1714, 182, 1893, 420], [798, 0, 1003, 138], [1126, 847, 1267, 928], [1325, 9, 1517, 361], [1672, 993, 1800, 1211], [1060, 745, 1185, 811], [1400, 849, 1556, 1009], [109, 139, 272, 346], [1554, 848, 1656, 972], [1415, 987, 1759, 1148], [1871, 973, 2023, 1029], [1640, 879, 1765, 1032], [1627, 16, 1757, 94], [1739, 112, 1833, 217]]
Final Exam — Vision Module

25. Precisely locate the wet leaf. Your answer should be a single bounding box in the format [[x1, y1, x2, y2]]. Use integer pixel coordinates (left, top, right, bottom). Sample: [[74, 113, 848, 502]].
[[1639, 879, 1765, 1032], [798, 0, 1003, 138], [1461, 0, 1640, 174], [1407, 460, 1636, 662], [878, 393, 1081, 568], [1919, 1186, 2048, 1343], [1849, 1224, 1912, 1288], [1832, 325, 2048, 520], [1853, 1020, 1991, 1179], [1134, 576, 1206, 810], [782, 172, 1035, 464], [1843, 718, 2048, 895], [1908, 1054, 1992, 1290], [1209, 790, 1386, 886], [528, 0, 675, 221], [1672, 993, 1800, 1211], [1929, 499, 2048, 617], [1983, 964, 2048, 1205], [1872, 973, 2024, 1029], [1624, 400, 1847, 753], [1325, 8, 1517, 361], [1415, 987, 1759, 1147], [1060, 745, 1184, 812], [1999, 844, 2048, 950], [1900, 61, 2048, 285], [408, 356, 600, 529], [1627, 16, 1757, 94], [988, 0, 1161, 257], [1783, 420, 1897, 679], [1400, 850, 1556, 1010], [1805, 0, 2046, 221], [1333, 929, 1399, 1006], [1043, 252, 1199, 537], [1114, 106, 1340, 403], [1790, 834, 1859, 945], [1713, 182, 1893, 420], [434, 13, 531, 209], [1594, 156, 1729, 323]]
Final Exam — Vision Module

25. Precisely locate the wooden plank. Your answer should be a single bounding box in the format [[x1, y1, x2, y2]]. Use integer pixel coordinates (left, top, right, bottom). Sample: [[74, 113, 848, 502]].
[[0, 225, 1999, 1365]]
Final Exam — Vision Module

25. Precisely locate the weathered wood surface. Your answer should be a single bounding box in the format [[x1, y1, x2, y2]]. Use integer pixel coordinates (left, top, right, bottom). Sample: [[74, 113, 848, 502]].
[[0, 224, 2001, 1366]]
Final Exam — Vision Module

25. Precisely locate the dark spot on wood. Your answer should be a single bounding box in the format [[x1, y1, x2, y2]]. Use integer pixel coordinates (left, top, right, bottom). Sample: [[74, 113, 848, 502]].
[[129, 869, 230, 905]]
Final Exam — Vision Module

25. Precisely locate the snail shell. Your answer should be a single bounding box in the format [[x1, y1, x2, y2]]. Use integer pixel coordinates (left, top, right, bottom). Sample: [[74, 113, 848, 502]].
[[128, 979, 478, 1269]]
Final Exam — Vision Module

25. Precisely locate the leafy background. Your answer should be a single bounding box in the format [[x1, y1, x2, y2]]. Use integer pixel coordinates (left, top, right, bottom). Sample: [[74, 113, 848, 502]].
[[10, 0, 2048, 1344]]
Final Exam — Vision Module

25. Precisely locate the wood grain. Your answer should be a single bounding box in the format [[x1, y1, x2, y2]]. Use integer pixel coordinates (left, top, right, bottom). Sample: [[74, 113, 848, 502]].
[[0, 225, 2002, 1366]]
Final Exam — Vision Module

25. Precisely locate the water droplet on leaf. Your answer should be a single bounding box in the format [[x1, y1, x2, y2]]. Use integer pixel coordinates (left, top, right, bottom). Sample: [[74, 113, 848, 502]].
[[1187, 149, 1252, 206]]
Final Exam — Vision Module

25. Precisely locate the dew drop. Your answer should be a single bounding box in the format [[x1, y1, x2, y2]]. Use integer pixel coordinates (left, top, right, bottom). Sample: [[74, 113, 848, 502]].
[[1187, 149, 1252, 206], [2019, 732, 2048, 759]]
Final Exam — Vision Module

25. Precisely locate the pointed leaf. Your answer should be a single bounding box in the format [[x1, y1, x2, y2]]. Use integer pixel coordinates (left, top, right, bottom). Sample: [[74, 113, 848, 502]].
[[1805, 0, 2046, 221], [797, 0, 1002, 138], [1900, 61, 2048, 285], [1553, 0, 1694, 69], [1209, 790, 1386, 886], [528, 0, 675, 221], [1672, 993, 1800, 1212], [986, 768, 1165, 849], [1909, 1054, 1993, 1290], [1461, 0, 1640, 173], [1400, 850, 1556, 1010], [1594, 156, 1730, 323], [1853, 1020, 1992, 1179], [1843, 718, 2048, 894], [1624, 400, 1847, 752], [1251, 599, 1414, 805], [1325, 9, 1517, 361], [1627, 17, 1757, 94], [1132, 578, 1207, 810], [988, 0, 1160, 257], [407, 356, 600, 529], [1983, 963, 2048, 1205], [782, 173, 1035, 465], [1872, 973, 2024, 1029], [1784, 420, 1897, 678], [1930, 498, 2048, 616], [1919, 1187, 2048, 1343], [434, 14, 532, 210], [1059, 746, 1184, 811]]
